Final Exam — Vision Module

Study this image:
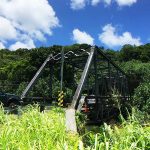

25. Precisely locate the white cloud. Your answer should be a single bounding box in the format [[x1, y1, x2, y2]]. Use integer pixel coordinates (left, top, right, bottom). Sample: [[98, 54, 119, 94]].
[[9, 39, 35, 51], [71, 0, 137, 9], [0, 0, 59, 50], [0, 16, 17, 41], [91, 0, 100, 6], [72, 29, 94, 45], [104, 0, 112, 5], [91, 0, 112, 6], [99, 24, 142, 47], [0, 42, 5, 49], [116, 0, 137, 6], [70, 0, 87, 10]]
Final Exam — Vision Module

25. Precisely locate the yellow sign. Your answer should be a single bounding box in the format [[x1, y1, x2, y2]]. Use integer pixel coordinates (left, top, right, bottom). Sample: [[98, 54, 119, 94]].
[[58, 91, 64, 106]]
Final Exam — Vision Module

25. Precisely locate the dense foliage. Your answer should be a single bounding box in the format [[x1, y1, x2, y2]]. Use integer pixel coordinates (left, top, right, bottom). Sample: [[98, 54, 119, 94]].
[[0, 44, 149, 149], [0, 106, 80, 149], [0, 43, 150, 113], [134, 82, 150, 114], [83, 109, 150, 150], [0, 106, 149, 150]]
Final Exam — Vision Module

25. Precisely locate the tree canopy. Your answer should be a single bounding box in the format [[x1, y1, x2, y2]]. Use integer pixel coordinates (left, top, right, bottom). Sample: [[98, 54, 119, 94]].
[[0, 43, 149, 113]]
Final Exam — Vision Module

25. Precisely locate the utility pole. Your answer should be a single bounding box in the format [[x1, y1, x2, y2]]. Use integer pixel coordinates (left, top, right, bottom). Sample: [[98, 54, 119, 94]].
[[60, 47, 64, 92], [58, 47, 65, 107]]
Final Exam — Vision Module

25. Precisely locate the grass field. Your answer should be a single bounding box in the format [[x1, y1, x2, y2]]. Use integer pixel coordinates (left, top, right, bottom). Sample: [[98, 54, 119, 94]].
[[82, 110, 150, 150], [0, 105, 149, 150], [0, 106, 79, 150]]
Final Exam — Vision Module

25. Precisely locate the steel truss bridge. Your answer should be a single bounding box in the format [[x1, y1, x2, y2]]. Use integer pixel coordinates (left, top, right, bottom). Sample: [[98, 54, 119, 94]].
[[21, 46, 130, 122]]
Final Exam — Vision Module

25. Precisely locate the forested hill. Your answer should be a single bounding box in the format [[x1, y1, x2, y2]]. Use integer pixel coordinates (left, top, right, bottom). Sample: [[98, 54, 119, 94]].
[[0, 44, 150, 113]]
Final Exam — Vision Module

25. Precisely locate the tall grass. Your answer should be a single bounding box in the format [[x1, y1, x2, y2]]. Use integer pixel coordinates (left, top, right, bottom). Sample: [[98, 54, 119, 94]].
[[0, 105, 79, 150], [83, 109, 150, 150], [0, 106, 149, 150]]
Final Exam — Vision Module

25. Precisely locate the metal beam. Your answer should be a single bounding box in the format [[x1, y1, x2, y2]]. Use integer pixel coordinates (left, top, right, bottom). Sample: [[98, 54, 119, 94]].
[[60, 47, 64, 92], [71, 46, 95, 109], [21, 54, 52, 99], [49, 64, 53, 98], [96, 47, 127, 76]]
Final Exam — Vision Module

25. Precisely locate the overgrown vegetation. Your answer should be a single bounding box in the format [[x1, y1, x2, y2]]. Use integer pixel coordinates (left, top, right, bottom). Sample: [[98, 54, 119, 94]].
[[0, 44, 150, 149], [80, 109, 150, 150], [0, 105, 80, 150], [0, 106, 149, 150], [0, 43, 150, 113]]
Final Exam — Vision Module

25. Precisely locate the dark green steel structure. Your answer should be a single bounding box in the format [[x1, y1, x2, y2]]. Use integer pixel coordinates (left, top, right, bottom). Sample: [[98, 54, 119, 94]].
[[21, 46, 130, 122]]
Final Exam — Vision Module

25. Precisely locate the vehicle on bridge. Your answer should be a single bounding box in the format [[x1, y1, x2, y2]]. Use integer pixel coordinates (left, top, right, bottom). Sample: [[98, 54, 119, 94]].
[[0, 91, 21, 108]]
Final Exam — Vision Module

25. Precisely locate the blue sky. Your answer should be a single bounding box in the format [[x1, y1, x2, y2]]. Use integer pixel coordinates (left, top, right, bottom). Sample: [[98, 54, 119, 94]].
[[0, 0, 150, 50]]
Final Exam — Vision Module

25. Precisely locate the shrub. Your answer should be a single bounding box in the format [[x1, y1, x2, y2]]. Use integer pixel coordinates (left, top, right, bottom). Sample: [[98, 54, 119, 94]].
[[134, 82, 150, 114], [83, 108, 150, 150]]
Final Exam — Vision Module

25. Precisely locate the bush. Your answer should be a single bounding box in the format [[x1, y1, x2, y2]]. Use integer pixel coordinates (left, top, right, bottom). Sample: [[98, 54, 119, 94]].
[[83, 108, 150, 150], [120, 60, 150, 93], [133, 82, 150, 114]]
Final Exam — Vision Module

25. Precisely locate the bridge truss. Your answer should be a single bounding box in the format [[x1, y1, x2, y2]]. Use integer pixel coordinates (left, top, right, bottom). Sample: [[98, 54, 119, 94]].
[[22, 46, 130, 122]]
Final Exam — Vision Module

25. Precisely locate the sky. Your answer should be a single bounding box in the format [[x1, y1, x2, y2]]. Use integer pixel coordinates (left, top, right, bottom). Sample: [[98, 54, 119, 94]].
[[0, 0, 150, 51]]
